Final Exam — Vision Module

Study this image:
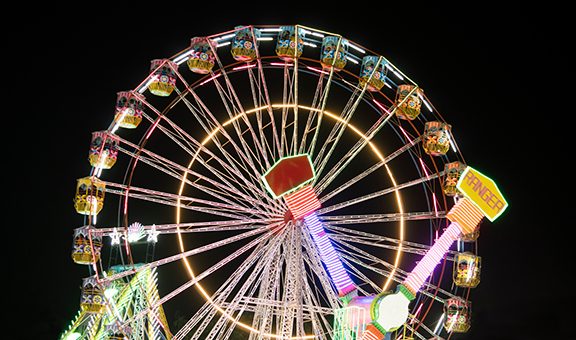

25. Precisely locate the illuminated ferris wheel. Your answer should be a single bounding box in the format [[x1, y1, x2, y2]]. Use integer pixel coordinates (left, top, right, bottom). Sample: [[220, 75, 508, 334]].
[[62, 25, 507, 340]]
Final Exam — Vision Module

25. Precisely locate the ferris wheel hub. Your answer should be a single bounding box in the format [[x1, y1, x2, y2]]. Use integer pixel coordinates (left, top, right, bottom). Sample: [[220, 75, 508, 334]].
[[283, 209, 294, 223]]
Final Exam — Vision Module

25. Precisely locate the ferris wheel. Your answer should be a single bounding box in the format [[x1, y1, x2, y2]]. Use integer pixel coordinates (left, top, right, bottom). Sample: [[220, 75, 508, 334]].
[[62, 25, 508, 340]]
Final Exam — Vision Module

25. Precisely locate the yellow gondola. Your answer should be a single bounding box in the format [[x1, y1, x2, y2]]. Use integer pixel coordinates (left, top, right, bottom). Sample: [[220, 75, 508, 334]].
[[187, 37, 216, 74], [453, 252, 481, 288], [74, 177, 105, 216], [88, 131, 118, 169], [359, 56, 387, 91], [443, 297, 471, 333], [443, 161, 466, 196], [71, 226, 102, 265], [148, 59, 177, 97], [423, 121, 451, 156], [320, 36, 348, 70], [114, 91, 143, 129], [395, 85, 423, 120], [231, 26, 260, 62], [276, 26, 303, 60], [80, 276, 105, 313]]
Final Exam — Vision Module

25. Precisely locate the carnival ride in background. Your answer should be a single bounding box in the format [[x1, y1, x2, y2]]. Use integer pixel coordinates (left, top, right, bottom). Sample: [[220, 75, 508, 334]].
[[62, 25, 507, 340]]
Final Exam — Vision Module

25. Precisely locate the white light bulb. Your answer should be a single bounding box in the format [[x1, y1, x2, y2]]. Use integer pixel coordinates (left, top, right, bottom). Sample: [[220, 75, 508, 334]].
[[376, 292, 410, 332]]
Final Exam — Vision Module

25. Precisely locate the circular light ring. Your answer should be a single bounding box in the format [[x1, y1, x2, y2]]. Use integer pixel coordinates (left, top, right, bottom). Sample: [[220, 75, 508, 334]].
[[176, 104, 405, 339]]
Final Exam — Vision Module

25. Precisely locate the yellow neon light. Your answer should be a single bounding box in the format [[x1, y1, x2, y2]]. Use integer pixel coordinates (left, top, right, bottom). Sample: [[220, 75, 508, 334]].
[[176, 104, 404, 338]]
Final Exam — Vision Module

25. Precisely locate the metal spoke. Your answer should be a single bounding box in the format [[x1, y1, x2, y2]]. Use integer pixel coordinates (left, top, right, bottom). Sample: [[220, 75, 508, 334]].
[[321, 211, 445, 225], [246, 67, 274, 167], [94, 218, 281, 237], [250, 33, 281, 157], [115, 132, 282, 215], [138, 99, 283, 212], [313, 56, 384, 181], [175, 85, 265, 191], [104, 181, 276, 220], [210, 39, 271, 171], [103, 222, 280, 283], [298, 71, 324, 155], [204, 228, 286, 339], [316, 135, 422, 199], [178, 226, 287, 339], [318, 172, 444, 215], [306, 35, 343, 158], [315, 86, 421, 194], [291, 26, 300, 155], [123, 226, 278, 330]]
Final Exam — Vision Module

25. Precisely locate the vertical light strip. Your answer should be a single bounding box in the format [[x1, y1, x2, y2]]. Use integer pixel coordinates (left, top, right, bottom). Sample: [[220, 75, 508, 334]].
[[410, 302, 424, 324], [303, 212, 356, 296], [419, 157, 430, 180], [433, 312, 445, 334], [432, 192, 439, 217]]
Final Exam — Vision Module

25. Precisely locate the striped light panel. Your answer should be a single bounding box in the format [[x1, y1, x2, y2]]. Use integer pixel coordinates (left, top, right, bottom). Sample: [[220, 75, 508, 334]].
[[446, 197, 484, 234], [284, 185, 321, 219], [304, 212, 356, 296], [361, 323, 385, 340], [403, 223, 461, 295]]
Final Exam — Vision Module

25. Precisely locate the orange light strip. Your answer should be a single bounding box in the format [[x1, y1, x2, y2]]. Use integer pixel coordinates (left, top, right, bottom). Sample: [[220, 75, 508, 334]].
[[284, 185, 321, 219], [446, 197, 484, 234]]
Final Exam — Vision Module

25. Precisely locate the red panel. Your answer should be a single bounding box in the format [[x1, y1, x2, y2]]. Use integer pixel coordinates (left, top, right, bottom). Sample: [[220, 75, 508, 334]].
[[264, 155, 314, 197]]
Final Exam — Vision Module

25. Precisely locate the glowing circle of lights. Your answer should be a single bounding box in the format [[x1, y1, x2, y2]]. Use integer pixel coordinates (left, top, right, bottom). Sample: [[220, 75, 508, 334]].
[[175, 104, 405, 339]]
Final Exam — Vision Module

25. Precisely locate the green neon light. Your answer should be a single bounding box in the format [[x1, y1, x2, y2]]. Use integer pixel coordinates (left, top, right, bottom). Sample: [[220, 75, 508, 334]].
[[397, 284, 415, 301], [261, 154, 316, 199], [63, 332, 81, 340]]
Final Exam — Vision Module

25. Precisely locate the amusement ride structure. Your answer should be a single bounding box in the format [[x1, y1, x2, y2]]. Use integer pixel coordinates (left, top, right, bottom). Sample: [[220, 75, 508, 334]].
[[61, 24, 507, 339]]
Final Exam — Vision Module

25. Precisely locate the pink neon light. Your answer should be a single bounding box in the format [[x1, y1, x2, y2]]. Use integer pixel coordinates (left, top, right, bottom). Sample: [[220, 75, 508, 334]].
[[270, 62, 293, 66], [145, 120, 160, 140], [399, 126, 415, 145], [403, 223, 460, 294], [419, 157, 430, 179], [410, 302, 424, 324], [306, 66, 330, 75], [124, 157, 138, 214], [199, 73, 221, 85], [432, 192, 439, 217], [372, 99, 391, 115], [233, 64, 256, 71], [124, 230, 131, 256], [123, 190, 129, 214]]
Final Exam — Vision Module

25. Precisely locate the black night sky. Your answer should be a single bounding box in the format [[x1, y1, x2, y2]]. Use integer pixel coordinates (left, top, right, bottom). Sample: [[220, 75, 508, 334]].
[[8, 9, 567, 340]]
